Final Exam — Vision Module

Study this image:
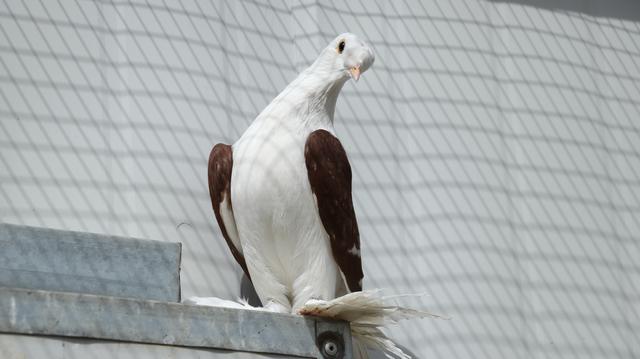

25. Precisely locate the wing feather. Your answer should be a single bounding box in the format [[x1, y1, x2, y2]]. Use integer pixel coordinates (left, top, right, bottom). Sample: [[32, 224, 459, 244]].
[[208, 143, 250, 279], [305, 130, 363, 292]]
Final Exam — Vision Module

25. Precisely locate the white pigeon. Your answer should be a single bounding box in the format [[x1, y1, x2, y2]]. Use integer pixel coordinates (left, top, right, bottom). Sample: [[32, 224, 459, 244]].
[[208, 33, 374, 314], [205, 34, 442, 359]]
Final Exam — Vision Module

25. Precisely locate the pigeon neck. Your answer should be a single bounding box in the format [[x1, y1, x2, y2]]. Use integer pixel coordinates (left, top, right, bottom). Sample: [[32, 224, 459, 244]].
[[306, 74, 347, 122], [266, 50, 349, 128], [293, 60, 348, 126]]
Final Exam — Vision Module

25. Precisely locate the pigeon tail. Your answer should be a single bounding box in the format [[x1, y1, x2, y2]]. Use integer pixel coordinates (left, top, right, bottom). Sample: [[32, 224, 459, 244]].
[[183, 296, 264, 310], [184, 290, 446, 359], [299, 290, 447, 359]]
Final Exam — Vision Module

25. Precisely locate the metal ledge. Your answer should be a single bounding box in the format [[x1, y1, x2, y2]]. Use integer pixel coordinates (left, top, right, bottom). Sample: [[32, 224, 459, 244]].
[[0, 224, 181, 302], [0, 287, 352, 359]]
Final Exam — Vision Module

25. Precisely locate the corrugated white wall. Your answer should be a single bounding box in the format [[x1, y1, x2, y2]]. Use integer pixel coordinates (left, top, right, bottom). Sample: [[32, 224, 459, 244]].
[[1, 1, 638, 358]]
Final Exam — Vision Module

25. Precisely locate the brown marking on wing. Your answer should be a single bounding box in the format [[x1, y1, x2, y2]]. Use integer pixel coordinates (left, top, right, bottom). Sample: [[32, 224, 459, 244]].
[[208, 143, 250, 279], [305, 130, 363, 292]]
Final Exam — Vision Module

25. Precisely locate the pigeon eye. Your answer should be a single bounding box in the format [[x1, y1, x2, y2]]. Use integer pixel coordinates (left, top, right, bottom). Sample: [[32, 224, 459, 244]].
[[338, 40, 345, 54]]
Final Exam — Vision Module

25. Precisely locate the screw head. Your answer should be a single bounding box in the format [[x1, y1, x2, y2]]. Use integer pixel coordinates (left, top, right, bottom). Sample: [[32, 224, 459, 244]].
[[324, 340, 338, 356], [317, 331, 344, 359]]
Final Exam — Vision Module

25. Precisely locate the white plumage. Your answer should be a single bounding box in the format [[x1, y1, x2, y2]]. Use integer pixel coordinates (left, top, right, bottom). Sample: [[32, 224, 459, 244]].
[[231, 116, 340, 313], [218, 33, 373, 313], [201, 33, 442, 358]]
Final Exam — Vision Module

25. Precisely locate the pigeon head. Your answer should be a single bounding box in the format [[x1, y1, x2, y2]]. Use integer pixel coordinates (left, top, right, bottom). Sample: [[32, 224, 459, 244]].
[[308, 33, 374, 84], [267, 33, 375, 123], [327, 33, 375, 82]]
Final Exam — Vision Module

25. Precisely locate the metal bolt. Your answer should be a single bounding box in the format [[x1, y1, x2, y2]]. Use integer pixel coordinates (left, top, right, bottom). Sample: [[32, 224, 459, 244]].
[[324, 340, 338, 356], [317, 331, 344, 359]]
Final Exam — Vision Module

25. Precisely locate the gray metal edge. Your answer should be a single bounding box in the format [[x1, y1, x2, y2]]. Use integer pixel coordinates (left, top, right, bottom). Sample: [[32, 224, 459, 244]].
[[0, 223, 181, 302], [0, 287, 352, 358]]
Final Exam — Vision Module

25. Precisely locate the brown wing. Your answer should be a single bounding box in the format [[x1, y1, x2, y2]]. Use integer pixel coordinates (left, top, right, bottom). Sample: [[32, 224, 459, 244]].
[[208, 143, 250, 279], [304, 130, 363, 292]]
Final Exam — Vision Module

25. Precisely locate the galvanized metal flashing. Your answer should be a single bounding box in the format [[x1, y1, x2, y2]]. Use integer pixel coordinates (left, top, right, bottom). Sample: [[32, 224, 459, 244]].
[[0, 223, 182, 302], [0, 287, 352, 359], [0, 224, 352, 358]]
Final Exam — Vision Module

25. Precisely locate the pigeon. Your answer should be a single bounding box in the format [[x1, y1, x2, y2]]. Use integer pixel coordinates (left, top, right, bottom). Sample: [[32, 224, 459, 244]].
[[208, 33, 374, 313]]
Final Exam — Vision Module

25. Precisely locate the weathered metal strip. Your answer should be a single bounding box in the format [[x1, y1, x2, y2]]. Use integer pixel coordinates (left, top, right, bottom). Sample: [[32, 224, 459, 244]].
[[0, 287, 351, 358], [0, 223, 181, 302]]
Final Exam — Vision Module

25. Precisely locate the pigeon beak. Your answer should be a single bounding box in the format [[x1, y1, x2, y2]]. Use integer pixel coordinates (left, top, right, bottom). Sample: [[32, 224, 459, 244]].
[[349, 65, 361, 82]]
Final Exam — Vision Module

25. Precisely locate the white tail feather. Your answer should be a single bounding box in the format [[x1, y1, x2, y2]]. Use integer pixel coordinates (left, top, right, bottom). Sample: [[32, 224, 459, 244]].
[[299, 290, 446, 359], [184, 290, 446, 359], [183, 296, 265, 310]]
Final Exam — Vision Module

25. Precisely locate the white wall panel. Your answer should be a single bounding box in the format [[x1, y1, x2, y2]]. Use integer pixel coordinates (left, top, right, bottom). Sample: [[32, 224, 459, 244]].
[[1, 1, 638, 358]]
